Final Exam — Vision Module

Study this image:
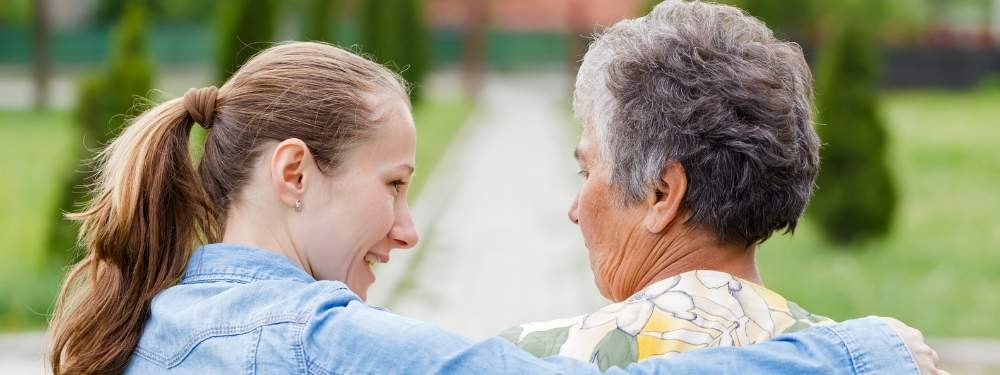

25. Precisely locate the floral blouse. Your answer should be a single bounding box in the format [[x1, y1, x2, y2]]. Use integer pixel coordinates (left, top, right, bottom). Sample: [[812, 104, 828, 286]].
[[499, 270, 834, 371]]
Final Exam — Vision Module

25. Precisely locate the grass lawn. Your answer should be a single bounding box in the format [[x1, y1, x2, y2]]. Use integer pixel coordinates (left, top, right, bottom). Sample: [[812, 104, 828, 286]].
[[758, 89, 1000, 338], [0, 110, 77, 330], [0, 98, 472, 330]]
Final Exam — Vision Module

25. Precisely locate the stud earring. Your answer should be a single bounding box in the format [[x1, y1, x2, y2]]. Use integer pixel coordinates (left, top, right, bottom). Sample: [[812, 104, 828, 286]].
[[294, 200, 302, 212]]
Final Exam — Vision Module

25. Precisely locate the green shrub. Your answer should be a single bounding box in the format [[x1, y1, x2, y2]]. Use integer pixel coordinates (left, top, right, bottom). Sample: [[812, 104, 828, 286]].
[[302, 0, 336, 42], [977, 74, 1000, 93], [48, 1, 153, 261], [361, 0, 429, 102], [81, 0, 153, 144], [216, 0, 276, 84], [641, 0, 816, 37], [810, 19, 897, 245]]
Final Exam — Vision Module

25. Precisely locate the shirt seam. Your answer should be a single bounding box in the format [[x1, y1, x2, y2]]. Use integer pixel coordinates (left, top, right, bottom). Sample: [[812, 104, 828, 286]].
[[299, 284, 351, 375], [821, 324, 864, 375], [246, 326, 262, 375], [182, 271, 311, 284], [135, 313, 302, 368], [881, 320, 920, 374]]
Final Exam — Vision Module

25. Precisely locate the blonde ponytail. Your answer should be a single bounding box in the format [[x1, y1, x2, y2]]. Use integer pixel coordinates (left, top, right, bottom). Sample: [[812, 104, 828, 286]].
[[49, 98, 220, 375]]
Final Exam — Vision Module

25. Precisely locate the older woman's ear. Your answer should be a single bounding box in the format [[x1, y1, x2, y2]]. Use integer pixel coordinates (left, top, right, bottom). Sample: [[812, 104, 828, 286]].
[[642, 162, 688, 234]]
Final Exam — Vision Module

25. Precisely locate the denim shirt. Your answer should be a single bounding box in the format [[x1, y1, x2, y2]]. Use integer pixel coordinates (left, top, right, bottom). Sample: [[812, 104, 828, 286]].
[[125, 243, 918, 374]]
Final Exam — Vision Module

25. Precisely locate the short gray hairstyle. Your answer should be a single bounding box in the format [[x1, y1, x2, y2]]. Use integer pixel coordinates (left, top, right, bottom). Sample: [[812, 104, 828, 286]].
[[574, 0, 820, 245]]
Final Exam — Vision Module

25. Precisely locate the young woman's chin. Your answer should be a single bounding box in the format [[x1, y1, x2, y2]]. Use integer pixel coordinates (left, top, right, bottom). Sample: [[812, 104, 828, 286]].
[[347, 258, 377, 300]]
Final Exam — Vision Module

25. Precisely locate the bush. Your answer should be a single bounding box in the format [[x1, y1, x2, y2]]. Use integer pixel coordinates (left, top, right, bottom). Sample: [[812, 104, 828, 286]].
[[48, 0, 154, 260], [642, 0, 816, 37], [810, 19, 897, 245], [81, 0, 153, 144], [361, 0, 429, 102], [216, 0, 276, 84], [302, 0, 336, 42]]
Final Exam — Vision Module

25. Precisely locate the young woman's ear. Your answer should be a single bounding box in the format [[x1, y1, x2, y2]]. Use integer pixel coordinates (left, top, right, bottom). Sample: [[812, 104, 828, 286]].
[[270, 138, 313, 209], [643, 162, 688, 233]]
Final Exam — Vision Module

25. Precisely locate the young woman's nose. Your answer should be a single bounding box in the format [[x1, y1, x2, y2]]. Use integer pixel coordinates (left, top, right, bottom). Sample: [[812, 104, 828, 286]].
[[390, 209, 419, 249]]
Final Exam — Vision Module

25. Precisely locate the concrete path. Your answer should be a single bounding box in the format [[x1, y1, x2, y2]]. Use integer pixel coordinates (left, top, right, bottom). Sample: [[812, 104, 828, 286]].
[[0, 332, 47, 374]]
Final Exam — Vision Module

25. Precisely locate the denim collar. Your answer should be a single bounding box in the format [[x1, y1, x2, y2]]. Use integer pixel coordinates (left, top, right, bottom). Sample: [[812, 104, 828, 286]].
[[182, 243, 316, 284]]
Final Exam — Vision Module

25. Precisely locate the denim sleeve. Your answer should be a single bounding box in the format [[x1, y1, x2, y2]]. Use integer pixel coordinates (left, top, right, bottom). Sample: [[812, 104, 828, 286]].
[[304, 298, 917, 375], [605, 317, 920, 374]]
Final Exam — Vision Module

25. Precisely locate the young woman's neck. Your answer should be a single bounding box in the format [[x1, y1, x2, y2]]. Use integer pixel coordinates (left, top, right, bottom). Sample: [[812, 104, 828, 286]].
[[221, 204, 314, 276]]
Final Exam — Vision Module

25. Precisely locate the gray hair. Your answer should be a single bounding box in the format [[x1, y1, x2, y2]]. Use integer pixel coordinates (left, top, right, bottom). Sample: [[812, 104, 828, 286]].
[[574, 0, 820, 245]]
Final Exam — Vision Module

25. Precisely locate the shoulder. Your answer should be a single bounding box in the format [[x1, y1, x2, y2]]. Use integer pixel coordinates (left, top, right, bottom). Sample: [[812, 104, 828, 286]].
[[301, 293, 474, 374], [783, 300, 837, 332], [501, 270, 836, 370], [135, 278, 352, 369], [499, 315, 585, 358]]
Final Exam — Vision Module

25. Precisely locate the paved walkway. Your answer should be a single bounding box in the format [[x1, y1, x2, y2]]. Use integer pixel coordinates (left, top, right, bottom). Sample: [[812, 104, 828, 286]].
[[0, 332, 47, 374]]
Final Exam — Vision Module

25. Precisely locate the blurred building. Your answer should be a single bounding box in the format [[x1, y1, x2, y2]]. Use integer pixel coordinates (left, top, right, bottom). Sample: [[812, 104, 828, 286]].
[[426, 0, 641, 32], [2, 0, 998, 88]]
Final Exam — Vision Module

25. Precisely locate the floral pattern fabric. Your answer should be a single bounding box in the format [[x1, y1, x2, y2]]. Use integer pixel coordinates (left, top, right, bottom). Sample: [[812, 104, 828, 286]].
[[498, 270, 834, 371]]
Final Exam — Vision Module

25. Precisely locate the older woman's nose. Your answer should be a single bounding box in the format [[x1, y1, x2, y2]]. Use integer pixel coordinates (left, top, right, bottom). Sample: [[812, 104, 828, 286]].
[[568, 195, 580, 224]]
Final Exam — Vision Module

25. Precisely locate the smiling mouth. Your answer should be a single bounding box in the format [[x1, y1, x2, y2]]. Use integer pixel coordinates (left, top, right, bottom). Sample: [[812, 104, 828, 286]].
[[364, 252, 389, 267]]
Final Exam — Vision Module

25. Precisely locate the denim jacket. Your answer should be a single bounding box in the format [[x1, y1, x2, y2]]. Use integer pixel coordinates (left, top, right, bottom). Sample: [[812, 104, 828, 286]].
[[125, 243, 918, 374]]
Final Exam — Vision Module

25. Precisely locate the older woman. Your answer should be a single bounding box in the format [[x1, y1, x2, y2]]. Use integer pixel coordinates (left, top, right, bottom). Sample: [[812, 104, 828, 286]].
[[501, 0, 847, 370]]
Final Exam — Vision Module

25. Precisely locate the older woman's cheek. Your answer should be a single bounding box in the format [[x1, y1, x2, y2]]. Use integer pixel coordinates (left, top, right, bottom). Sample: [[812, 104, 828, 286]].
[[598, 253, 626, 301], [609, 225, 654, 301], [580, 220, 620, 300], [589, 205, 654, 302], [580, 178, 634, 301], [590, 248, 616, 300], [588, 231, 636, 302]]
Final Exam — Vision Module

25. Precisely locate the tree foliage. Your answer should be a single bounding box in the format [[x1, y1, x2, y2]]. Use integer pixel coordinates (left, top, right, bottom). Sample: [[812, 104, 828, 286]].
[[216, 0, 276, 84], [361, 0, 430, 102], [810, 6, 897, 245], [49, 0, 154, 260]]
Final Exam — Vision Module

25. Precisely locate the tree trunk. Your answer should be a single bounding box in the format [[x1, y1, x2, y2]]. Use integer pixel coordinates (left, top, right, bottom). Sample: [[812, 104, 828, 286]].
[[566, 0, 590, 90], [993, 0, 1000, 46], [32, 0, 50, 110], [461, 0, 488, 100]]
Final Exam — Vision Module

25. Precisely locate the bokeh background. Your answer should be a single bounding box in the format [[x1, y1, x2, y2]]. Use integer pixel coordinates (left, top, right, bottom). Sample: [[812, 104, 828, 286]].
[[1, 0, 998, 373]]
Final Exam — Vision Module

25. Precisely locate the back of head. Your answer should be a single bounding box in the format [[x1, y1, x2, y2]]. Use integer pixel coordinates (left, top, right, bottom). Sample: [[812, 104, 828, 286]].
[[574, 0, 819, 246], [48, 41, 406, 375]]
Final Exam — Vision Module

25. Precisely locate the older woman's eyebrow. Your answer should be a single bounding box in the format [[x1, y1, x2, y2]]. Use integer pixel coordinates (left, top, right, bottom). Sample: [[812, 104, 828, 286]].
[[573, 148, 583, 162]]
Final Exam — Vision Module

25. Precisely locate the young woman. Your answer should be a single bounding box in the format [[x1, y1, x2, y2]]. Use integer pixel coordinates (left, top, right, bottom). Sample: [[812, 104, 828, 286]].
[[47, 41, 932, 374]]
